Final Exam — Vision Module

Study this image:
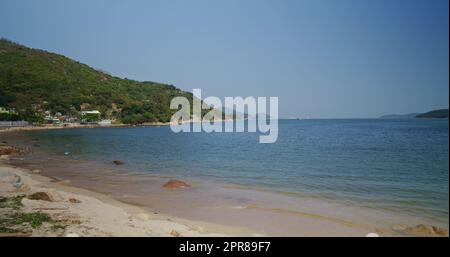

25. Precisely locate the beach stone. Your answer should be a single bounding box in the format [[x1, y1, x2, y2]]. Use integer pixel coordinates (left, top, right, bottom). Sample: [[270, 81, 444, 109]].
[[113, 160, 124, 165], [163, 180, 190, 189], [32, 169, 41, 174], [0, 145, 21, 155], [170, 229, 180, 237], [69, 198, 81, 203], [27, 192, 53, 202], [402, 224, 448, 237]]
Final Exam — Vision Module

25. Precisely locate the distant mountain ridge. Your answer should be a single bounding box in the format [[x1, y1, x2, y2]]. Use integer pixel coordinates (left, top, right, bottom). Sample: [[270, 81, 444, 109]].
[[416, 109, 449, 119], [380, 109, 449, 119]]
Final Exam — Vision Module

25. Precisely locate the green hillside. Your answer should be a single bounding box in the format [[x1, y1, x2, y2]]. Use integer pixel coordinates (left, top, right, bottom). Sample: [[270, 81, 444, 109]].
[[0, 38, 194, 124], [416, 109, 449, 119]]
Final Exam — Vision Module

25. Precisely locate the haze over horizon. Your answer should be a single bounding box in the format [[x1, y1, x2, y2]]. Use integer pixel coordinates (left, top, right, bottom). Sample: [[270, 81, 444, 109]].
[[0, 0, 448, 118]]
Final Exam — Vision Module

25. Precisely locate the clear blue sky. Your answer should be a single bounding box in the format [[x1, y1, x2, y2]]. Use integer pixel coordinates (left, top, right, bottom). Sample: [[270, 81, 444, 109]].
[[0, 0, 448, 118]]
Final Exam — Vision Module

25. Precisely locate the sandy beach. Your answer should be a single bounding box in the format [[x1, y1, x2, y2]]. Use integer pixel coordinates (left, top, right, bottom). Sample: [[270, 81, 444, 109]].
[[0, 162, 257, 237]]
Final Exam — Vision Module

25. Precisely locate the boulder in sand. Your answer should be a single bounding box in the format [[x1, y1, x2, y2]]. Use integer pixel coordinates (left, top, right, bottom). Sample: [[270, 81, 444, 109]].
[[0, 145, 21, 155], [402, 224, 448, 237], [113, 160, 124, 165], [170, 229, 181, 237], [69, 198, 81, 203], [27, 192, 53, 202], [163, 180, 190, 189]]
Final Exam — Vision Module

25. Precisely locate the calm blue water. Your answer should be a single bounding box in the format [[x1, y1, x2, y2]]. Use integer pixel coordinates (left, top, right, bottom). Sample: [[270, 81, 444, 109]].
[[14, 119, 450, 225]]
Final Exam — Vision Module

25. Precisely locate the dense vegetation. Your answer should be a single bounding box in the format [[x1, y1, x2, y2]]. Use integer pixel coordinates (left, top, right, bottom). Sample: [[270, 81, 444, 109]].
[[0, 112, 21, 121], [0, 38, 195, 124], [416, 109, 449, 119]]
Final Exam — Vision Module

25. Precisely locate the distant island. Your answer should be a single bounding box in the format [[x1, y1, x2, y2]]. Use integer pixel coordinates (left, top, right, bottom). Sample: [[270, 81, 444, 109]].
[[380, 109, 449, 119], [416, 109, 449, 119]]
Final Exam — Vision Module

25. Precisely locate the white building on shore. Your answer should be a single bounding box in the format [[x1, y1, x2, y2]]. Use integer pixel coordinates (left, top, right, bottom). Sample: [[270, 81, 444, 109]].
[[81, 110, 101, 116]]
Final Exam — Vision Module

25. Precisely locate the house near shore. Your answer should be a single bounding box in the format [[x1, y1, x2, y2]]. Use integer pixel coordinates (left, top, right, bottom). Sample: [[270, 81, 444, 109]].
[[44, 115, 61, 124], [81, 110, 101, 116], [59, 115, 78, 123], [81, 110, 101, 123]]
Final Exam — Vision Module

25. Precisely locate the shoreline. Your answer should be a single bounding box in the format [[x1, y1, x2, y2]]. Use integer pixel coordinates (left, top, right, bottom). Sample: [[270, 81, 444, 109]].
[[0, 117, 237, 134], [0, 123, 168, 134], [0, 162, 256, 237], [1, 130, 448, 237]]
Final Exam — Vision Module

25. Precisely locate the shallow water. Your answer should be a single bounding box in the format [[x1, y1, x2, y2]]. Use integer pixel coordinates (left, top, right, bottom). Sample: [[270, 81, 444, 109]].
[[3, 119, 449, 235]]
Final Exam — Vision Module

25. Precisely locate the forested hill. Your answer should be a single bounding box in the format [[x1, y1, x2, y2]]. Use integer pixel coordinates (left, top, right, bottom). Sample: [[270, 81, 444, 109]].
[[0, 38, 193, 124], [379, 109, 449, 119], [416, 109, 449, 119]]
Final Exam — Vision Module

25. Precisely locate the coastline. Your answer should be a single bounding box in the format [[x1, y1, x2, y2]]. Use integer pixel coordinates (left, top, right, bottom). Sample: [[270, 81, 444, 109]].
[[0, 118, 236, 134], [0, 123, 164, 134], [0, 162, 255, 237], [1, 128, 448, 237]]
